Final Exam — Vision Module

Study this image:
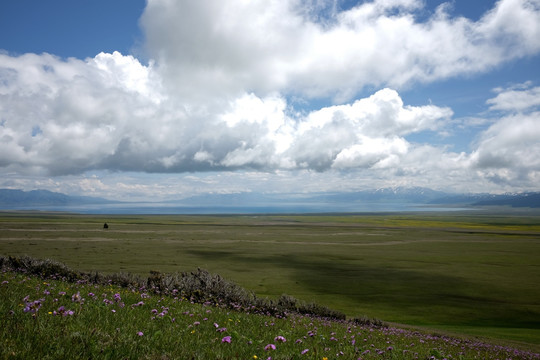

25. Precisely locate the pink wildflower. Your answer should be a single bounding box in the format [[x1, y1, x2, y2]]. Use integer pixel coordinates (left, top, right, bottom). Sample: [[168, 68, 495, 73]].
[[222, 336, 232, 343], [274, 336, 286, 342]]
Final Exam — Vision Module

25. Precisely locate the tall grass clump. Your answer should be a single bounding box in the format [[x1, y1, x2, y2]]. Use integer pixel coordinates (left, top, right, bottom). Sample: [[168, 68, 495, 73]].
[[1, 255, 540, 359]]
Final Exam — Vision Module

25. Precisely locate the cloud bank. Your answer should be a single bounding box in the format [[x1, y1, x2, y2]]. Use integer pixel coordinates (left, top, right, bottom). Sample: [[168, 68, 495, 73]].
[[1, 0, 540, 194]]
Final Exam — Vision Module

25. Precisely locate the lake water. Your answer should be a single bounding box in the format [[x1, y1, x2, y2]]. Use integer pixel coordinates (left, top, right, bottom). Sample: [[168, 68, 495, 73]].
[[1, 202, 475, 214]]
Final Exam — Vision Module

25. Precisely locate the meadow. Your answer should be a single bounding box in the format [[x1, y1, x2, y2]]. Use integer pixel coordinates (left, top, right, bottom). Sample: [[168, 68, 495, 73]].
[[1, 210, 540, 350], [2, 266, 539, 360]]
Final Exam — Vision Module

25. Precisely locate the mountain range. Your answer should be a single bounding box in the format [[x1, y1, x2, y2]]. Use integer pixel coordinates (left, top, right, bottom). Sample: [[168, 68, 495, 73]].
[[0, 189, 113, 207], [0, 188, 538, 213]]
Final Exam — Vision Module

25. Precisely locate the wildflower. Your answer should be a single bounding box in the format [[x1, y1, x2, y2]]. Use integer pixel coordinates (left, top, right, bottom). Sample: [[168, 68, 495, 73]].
[[264, 344, 276, 351], [222, 336, 232, 343], [193, 321, 200, 326], [23, 298, 44, 314], [274, 335, 286, 343], [253, 356, 258, 359], [137, 331, 144, 336], [301, 349, 309, 355], [71, 292, 83, 303]]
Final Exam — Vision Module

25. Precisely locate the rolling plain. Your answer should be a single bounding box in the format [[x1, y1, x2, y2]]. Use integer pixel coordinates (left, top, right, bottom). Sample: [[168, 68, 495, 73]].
[[1, 210, 539, 348]]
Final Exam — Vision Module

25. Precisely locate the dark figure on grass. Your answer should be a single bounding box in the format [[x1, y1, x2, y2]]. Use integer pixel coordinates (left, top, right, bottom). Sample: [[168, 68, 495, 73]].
[[103, 223, 109, 229]]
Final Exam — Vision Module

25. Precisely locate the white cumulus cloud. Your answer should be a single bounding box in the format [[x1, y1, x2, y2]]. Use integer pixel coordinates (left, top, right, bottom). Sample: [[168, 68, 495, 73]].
[[141, 0, 540, 101], [1, 0, 540, 196]]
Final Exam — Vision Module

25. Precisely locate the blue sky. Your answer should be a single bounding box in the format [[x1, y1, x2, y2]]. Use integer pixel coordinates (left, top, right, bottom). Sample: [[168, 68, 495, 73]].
[[0, 0, 146, 59], [1, 0, 540, 201]]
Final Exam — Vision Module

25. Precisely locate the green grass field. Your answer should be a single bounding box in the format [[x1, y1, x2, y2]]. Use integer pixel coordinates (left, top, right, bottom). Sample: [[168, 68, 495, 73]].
[[1, 211, 539, 348]]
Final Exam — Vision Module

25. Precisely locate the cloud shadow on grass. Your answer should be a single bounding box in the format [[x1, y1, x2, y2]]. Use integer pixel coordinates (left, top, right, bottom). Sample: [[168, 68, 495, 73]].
[[186, 249, 540, 329]]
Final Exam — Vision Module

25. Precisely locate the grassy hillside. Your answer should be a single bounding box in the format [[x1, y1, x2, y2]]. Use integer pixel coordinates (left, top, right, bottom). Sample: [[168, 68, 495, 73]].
[[1, 258, 539, 359], [1, 211, 540, 347]]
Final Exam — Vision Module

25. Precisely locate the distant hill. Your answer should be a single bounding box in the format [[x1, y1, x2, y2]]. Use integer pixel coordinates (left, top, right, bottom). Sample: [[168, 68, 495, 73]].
[[1, 187, 539, 212], [472, 192, 540, 208], [429, 192, 540, 208], [178, 187, 540, 209], [173, 187, 451, 210], [0, 189, 113, 207]]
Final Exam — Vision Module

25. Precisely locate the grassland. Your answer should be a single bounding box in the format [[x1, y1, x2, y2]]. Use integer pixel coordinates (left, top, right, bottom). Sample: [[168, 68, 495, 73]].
[[5, 269, 539, 359], [1, 210, 539, 348]]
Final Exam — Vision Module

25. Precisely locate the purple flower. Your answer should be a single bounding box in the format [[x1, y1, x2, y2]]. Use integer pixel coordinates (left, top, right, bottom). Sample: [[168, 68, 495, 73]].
[[264, 344, 276, 351], [222, 336, 232, 343], [137, 331, 144, 336], [23, 298, 44, 314], [274, 336, 286, 343], [301, 349, 309, 355]]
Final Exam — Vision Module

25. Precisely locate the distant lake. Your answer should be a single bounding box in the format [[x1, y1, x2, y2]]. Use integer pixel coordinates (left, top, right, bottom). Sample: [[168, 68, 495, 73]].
[[1, 202, 475, 214]]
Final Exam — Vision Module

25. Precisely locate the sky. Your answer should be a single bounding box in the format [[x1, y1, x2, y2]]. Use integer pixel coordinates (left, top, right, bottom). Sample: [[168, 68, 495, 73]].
[[1, 0, 540, 201]]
